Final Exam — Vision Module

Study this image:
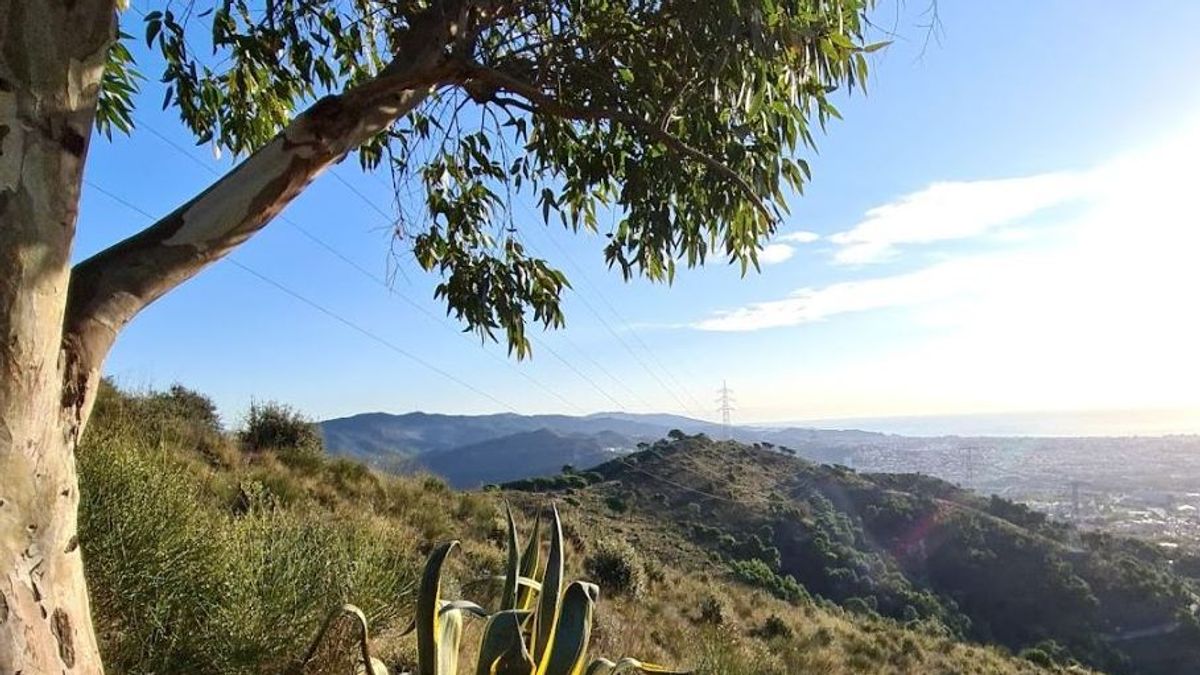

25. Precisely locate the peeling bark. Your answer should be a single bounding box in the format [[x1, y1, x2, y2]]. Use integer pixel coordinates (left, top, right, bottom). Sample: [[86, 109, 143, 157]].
[[0, 0, 480, 671], [0, 0, 115, 670], [66, 10, 463, 369]]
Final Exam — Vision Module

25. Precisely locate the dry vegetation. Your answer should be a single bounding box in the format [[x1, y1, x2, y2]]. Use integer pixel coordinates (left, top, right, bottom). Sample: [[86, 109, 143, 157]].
[[78, 382, 1078, 673]]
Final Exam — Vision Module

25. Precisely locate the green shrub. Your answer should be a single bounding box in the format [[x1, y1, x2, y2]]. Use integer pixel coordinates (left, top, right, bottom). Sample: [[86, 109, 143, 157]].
[[1018, 648, 1054, 667], [754, 614, 793, 640], [729, 558, 807, 603], [584, 539, 646, 598], [698, 595, 726, 625], [240, 400, 323, 456], [79, 416, 418, 674], [605, 494, 629, 513]]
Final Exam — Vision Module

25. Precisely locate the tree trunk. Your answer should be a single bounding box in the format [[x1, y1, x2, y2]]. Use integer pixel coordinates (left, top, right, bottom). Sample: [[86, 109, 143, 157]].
[[0, 0, 115, 671], [0, 0, 476, 668], [0, 0, 469, 669]]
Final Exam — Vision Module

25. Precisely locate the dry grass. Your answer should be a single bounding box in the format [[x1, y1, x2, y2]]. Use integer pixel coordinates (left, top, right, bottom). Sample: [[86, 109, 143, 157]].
[[79, 383, 1081, 674]]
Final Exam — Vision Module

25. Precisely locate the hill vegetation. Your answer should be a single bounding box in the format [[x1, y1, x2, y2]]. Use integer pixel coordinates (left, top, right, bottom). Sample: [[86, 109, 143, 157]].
[[77, 382, 1071, 674], [504, 435, 1200, 674]]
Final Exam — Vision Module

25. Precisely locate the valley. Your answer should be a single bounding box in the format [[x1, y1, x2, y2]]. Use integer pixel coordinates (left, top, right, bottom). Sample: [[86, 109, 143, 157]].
[[321, 411, 1200, 550]]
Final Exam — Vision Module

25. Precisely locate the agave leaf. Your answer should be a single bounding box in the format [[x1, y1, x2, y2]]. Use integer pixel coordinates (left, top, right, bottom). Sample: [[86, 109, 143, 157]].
[[537, 581, 599, 675], [518, 509, 543, 610], [439, 603, 464, 675], [475, 575, 544, 592], [501, 503, 521, 611], [357, 656, 390, 675], [297, 604, 373, 675], [611, 657, 692, 674], [476, 609, 537, 675], [417, 541, 459, 675], [533, 504, 565, 666], [584, 658, 616, 675], [440, 599, 491, 619]]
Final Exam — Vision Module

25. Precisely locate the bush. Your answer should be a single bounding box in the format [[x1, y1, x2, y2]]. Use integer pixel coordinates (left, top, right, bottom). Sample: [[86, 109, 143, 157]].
[[728, 558, 807, 603], [585, 539, 646, 598], [240, 400, 323, 457], [1018, 648, 1054, 668], [78, 432, 417, 674], [605, 494, 628, 513], [698, 595, 726, 625], [753, 614, 793, 640], [88, 379, 229, 461]]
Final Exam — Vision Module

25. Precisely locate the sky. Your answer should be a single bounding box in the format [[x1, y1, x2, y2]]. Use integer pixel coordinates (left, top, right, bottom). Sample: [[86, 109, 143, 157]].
[[80, 2, 1200, 432]]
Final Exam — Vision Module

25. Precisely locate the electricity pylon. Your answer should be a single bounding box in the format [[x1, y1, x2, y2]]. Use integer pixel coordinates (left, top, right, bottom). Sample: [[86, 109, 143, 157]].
[[716, 380, 735, 440]]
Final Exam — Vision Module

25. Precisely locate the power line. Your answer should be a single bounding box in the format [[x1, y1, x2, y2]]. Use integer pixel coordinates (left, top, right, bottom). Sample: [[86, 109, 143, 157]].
[[535, 225, 711, 415], [84, 178, 522, 414], [515, 217, 702, 417], [131, 119, 609, 414]]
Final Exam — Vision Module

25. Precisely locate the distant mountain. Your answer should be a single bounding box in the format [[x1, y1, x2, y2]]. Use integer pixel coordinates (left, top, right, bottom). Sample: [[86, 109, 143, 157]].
[[417, 429, 628, 488], [319, 410, 713, 462], [319, 409, 909, 482]]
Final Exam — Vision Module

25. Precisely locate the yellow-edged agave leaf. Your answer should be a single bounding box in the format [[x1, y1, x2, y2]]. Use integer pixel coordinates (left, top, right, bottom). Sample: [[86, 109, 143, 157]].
[[418, 540, 460, 675], [476, 609, 536, 675], [611, 657, 692, 674], [439, 602, 465, 675], [518, 510, 543, 610], [501, 503, 522, 611], [357, 656, 390, 675], [584, 658, 616, 675], [537, 581, 599, 675], [476, 575, 543, 593], [297, 604, 373, 675], [440, 599, 491, 619], [533, 504, 565, 667]]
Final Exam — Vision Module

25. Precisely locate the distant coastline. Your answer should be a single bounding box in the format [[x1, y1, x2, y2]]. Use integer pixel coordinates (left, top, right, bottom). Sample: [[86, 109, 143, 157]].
[[772, 408, 1200, 438]]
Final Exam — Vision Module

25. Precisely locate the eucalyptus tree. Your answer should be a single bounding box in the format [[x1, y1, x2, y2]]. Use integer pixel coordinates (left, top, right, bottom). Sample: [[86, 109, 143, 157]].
[[0, 0, 882, 670]]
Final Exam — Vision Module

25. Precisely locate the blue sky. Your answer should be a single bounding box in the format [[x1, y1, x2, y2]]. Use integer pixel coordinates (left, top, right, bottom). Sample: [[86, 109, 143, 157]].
[[82, 2, 1200, 428]]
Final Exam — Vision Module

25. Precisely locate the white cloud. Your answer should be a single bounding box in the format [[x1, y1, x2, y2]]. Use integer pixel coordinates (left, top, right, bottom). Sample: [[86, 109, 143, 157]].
[[695, 120, 1200, 341], [777, 230, 821, 244], [829, 172, 1092, 264], [758, 243, 796, 265], [693, 258, 991, 331]]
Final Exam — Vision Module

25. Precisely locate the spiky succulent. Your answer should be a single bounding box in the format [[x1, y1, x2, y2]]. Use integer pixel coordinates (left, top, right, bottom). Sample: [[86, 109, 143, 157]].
[[300, 503, 688, 675]]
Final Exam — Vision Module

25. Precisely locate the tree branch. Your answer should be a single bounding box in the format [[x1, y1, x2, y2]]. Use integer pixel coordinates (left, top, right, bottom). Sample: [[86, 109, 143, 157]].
[[62, 5, 470, 378], [458, 61, 777, 224]]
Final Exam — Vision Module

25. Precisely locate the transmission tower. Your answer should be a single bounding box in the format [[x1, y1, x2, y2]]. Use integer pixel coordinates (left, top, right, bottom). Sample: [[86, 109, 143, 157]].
[[716, 380, 735, 439]]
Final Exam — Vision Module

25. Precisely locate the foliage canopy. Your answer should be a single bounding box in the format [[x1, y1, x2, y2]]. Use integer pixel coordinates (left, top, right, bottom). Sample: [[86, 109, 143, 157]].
[[103, 0, 883, 355]]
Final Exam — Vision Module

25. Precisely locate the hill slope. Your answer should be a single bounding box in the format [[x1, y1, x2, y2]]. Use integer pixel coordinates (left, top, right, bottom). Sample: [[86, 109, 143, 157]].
[[79, 383, 1064, 674], [417, 428, 626, 488], [508, 434, 1200, 674]]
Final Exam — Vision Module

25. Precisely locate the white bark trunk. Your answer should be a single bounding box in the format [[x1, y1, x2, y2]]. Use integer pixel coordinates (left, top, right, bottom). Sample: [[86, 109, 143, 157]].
[[0, 0, 114, 669], [1, 0, 476, 670]]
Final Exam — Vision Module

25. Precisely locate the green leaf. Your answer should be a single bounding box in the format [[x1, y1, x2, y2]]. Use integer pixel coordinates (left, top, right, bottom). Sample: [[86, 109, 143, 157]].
[[533, 505, 565, 667], [417, 541, 459, 675], [501, 503, 521, 611], [518, 510, 544, 610], [537, 581, 599, 675], [476, 609, 536, 675]]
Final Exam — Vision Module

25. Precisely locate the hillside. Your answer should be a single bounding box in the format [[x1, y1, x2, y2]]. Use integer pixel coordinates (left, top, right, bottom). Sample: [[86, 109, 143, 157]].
[[504, 434, 1200, 674], [319, 411, 675, 461], [317, 409, 890, 481], [418, 428, 626, 488], [77, 382, 1066, 674]]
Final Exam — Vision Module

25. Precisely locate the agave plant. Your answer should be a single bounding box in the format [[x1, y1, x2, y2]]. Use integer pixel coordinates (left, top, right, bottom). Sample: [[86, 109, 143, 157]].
[[300, 503, 688, 675]]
